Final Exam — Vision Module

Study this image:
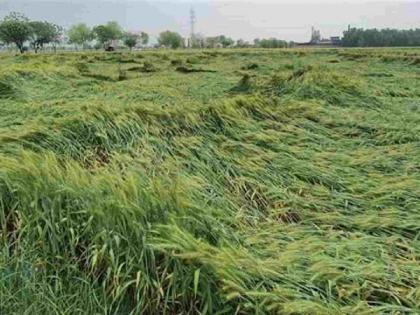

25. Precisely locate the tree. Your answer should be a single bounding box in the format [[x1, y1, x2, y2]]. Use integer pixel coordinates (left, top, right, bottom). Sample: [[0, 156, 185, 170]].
[[218, 35, 234, 48], [140, 32, 149, 46], [236, 39, 250, 48], [205, 36, 219, 48], [342, 27, 420, 47], [93, 21, 122, 48], [29, 21, 62, 53], [158, 31, 183, 49], [203, 35, 234, 48], [0, 12, 31, 53], [67, 23, 92, 49], [124, 33, 138, 51], [254, 38, 288, 48]]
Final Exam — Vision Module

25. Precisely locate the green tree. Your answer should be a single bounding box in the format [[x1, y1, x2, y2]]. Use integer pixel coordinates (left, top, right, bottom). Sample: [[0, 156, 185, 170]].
[[67, 23, 93, 49], [235, 39, 249, 48], [218, 35, 234, 48], [204, 35, 234, 48], [342, 27, 420, 47], [205, 36, 219, 48], [29, 21, 62, 53], [124, 33, 138, 51], [0, 12, 31, 53], [140, 32, 149, 46], [93, 21, 122, 48], [254, 38, 288, 48], [158, 31, 183, 49]]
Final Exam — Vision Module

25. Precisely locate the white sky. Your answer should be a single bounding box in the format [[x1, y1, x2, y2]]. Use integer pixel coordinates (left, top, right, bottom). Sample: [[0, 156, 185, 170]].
[[1, 0, 419, 41]]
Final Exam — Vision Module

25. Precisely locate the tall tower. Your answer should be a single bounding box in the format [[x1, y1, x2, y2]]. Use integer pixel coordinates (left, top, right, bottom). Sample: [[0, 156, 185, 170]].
[[190, 7, 196, 48], [310, 26, 321, 44]]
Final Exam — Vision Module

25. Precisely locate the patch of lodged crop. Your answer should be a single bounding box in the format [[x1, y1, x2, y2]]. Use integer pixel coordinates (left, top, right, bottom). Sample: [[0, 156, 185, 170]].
[[0, 77, 15, 98], [268, 65, 379, 107], [0, 49, 419, 315]]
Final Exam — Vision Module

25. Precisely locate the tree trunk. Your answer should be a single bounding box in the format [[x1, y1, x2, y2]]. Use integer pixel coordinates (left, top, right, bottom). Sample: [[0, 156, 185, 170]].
[[17, 43, 24, 54]]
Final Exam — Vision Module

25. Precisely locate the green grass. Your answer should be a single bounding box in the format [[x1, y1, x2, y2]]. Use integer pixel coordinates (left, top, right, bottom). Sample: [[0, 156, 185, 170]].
[[0, 48, 419, 314]]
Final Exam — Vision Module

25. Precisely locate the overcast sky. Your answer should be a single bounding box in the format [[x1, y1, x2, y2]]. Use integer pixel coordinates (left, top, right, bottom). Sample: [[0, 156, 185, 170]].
[[0, 0, 419, 42]]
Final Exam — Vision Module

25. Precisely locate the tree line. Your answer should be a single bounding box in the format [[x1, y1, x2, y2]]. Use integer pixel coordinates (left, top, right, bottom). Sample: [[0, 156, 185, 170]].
[[0, 12, 62, 53], [0, 12, 181, 52], [1, 11, 419, 53], [0, 12, 295, 53], [342, 27, 420, 47]]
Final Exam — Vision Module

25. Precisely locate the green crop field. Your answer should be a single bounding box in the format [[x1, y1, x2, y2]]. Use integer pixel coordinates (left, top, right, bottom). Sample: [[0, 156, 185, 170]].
[[0, 48, 419, 314]]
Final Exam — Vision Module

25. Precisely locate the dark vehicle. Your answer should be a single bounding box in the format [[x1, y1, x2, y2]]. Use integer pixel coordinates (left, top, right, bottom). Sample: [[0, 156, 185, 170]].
[[105, 46, 115, 52]]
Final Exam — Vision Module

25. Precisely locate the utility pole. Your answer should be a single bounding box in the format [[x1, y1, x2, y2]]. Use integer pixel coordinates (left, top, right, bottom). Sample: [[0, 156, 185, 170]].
[[190, 6, 196, 48]]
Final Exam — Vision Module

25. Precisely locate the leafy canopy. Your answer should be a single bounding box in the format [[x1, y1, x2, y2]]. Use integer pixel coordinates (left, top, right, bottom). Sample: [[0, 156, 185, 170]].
[[0, 12, 32, 53], [342, 27, 420, 47], [203, 35, 234, 48], [158, 30, 183, 49], [123, 33, 138, 50], [218, 35, 234, 48], [29, 21, 62, 52], [93, 21, 123, 46], [254, 38, 288, 48], [68, 23, 93, 46], [140, 31, 149, 46]]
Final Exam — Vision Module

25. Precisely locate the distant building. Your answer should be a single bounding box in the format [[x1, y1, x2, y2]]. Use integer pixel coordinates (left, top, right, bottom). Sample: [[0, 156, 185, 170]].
[[296, 28, 341, 47], [330, 36, 342, 45], [310, 27, 321, 44]]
